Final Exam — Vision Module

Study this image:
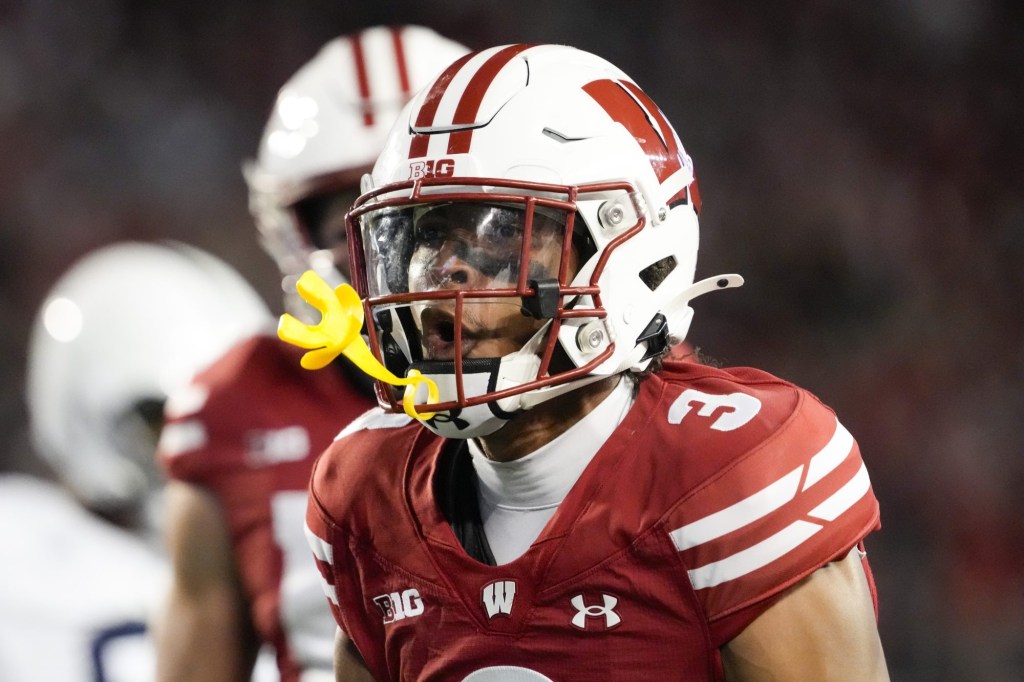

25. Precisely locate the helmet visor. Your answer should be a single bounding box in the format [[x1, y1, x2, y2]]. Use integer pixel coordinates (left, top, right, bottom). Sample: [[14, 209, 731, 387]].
[[356, 200, 574, 362], [358, 201, 571, 298]]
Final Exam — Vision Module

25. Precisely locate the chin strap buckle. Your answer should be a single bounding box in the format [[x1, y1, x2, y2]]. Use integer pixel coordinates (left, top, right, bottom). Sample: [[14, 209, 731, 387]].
[[636, 313, 670, 361]]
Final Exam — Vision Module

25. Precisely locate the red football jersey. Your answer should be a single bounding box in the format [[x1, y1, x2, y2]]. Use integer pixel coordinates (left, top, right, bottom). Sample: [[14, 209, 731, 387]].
[[306, 362, 881, 681], [158, 334, 376, 681]]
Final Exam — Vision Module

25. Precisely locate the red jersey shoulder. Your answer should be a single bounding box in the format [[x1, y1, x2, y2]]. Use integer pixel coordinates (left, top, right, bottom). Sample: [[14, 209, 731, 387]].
[[309, 409, 422, 530], [640, 363, 809, 475], [644, 363, 880, 640], [157, 334, 375, 484]]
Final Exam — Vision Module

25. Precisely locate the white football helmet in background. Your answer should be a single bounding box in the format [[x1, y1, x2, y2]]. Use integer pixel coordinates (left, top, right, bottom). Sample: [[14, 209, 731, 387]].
[[349, 44, 741, 438], [26, 241, 272, 518], [244, 25, 470, 317]]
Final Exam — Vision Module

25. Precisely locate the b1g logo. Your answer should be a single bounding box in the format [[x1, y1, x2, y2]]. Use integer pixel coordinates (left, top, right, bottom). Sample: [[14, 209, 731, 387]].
[[409, 158, 456, 179], [373, 588, 424, 624]]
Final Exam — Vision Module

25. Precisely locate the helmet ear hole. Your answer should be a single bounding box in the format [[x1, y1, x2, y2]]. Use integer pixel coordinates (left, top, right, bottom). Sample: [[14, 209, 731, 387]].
[[639, 255, 677, 291]]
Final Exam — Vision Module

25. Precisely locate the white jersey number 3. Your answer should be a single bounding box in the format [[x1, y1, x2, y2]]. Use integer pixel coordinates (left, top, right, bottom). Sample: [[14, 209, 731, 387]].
[[668, 389, 761, 431]]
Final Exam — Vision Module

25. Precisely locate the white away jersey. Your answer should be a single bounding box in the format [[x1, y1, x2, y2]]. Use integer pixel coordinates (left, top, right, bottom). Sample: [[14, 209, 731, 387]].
[[0, 475, 168, 682]]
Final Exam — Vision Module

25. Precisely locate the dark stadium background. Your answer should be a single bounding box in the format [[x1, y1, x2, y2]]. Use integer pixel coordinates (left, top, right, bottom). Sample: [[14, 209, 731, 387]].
[[1, 1, 1021, 678]]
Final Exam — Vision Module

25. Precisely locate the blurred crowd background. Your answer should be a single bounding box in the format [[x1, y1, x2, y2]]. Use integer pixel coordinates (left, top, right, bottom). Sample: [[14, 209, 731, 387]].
[[1, 0, 1021, 679]]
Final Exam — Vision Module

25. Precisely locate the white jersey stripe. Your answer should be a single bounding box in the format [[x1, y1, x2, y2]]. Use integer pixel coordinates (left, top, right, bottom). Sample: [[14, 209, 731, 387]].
[[669, 417, 853, 550], [304, 523, 338, 605], [164, 383, 209, 419], [670, 416, 867, 590], [803, 419, 854, 489], [809, 462, 871, 522], [157, 420, 207, 457], [304, 523, 334, 564], [669, 466, 803, 551], [687, 520, 822, 590]]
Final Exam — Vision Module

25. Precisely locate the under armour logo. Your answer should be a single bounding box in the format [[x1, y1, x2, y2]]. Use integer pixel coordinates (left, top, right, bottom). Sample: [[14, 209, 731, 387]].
[[427, 410, 470, 431], [570, 594, 621, 630]]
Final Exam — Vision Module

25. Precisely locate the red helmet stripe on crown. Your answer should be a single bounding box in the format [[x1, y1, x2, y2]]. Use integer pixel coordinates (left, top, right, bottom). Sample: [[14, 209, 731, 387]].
[[350, 31, 374, 127], [446, 44, 536, 155], [390, 26, 412, 97], [409, 51, 477, 158], [583, 79, 684, 184]]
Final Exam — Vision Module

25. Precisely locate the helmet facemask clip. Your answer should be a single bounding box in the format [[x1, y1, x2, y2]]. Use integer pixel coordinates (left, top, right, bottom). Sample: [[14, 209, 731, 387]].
[[519, 278, 562, 319]]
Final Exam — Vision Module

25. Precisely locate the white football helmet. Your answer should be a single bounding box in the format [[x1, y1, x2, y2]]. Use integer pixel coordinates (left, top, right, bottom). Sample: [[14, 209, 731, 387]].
[[244, 25, 470, 317], [349, 44, 742, 438], [26, 241, 272, 516]]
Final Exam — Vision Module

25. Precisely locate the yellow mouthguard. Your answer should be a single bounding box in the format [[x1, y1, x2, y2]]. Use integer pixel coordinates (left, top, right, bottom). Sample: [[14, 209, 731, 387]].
[[277, 270, 439, 421]]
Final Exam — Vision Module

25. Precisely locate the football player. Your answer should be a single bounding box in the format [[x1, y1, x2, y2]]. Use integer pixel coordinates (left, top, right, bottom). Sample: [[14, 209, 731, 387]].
[[152, 26, 469, 682], [300, 44, 890, 680], [6, 241, 270, 682]]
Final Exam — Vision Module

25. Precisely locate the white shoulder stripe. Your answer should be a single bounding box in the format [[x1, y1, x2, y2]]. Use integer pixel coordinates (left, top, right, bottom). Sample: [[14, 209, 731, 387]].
[[687, 520, 822, 590], [304, 522, 334, 564], [303, 523, 338, 606], [164, 384, 209, 419], [687, 466, 874, 590], [336, 408, 412, 441], [158, 420, 207, 457], [804, 420, 854, 489], [670, 466, 802, 551], [668, 417, 873, 591], [809, 462, 871, 522], [670, 417, 852, 551]]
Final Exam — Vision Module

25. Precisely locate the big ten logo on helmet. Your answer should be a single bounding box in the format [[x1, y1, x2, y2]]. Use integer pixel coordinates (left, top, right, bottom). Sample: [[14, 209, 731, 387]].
[[409, 158, 455, 180], [373, 588, 425, 624]]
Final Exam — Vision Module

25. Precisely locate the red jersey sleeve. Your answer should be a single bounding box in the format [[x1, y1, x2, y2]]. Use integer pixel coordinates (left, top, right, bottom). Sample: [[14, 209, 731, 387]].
[[664, 384, 881, 645]]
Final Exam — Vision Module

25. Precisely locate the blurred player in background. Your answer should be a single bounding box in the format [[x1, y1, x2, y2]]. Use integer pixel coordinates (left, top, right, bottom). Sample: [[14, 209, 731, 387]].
[[153, 26, 468, 682], [3, 241, 270, 682]]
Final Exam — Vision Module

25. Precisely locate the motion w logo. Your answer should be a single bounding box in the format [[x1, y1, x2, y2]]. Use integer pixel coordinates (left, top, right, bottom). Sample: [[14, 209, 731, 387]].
[[481, 580, 516, 618]]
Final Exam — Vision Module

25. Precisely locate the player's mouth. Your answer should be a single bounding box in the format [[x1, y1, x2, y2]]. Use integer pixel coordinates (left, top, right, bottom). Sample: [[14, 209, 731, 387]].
[[418, 307, 477, 360]]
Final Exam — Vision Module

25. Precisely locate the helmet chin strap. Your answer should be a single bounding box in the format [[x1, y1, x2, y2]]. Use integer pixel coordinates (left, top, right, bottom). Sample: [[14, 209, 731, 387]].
[[516, 372, 610, 410]]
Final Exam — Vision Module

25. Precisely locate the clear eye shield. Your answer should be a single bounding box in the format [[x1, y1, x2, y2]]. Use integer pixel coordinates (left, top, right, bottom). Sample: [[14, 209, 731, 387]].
[[357, 201, 572, 299]]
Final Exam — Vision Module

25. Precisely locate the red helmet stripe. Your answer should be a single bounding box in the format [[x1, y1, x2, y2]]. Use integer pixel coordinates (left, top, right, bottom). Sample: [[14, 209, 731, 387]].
[[350, 32, 374, 127], [688, 176, 702, 215], [390, 26, 411, 97], [409, 51, 477, 158], [619, 81, 683, 172], [619, 80, 698, 211], [446, 44, 535, 154], [583, 79, 683, 184]]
